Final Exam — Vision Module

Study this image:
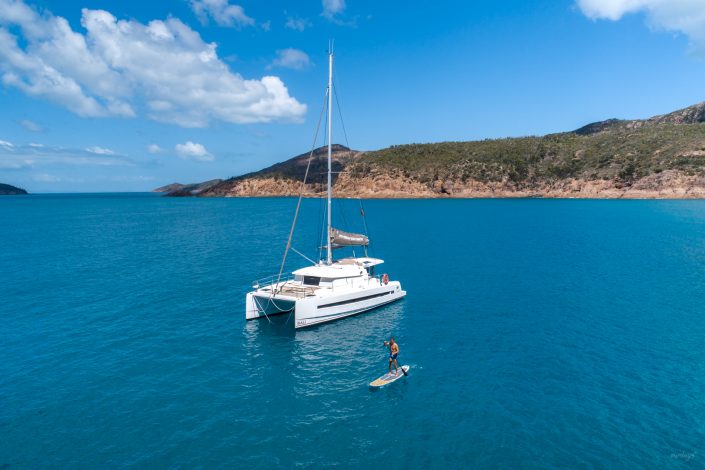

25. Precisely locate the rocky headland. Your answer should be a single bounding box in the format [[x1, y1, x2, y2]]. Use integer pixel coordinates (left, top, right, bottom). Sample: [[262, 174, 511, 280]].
[[158, 102, 705, 199]]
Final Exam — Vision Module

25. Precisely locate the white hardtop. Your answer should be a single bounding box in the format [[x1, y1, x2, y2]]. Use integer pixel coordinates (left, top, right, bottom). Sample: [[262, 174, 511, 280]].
[[292, 257, 384, 279], [341, 257, 384, 267]]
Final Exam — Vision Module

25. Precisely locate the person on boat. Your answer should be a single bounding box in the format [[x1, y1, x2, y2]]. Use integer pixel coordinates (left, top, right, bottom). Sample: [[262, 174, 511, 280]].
[[384, 337, 400, 375]]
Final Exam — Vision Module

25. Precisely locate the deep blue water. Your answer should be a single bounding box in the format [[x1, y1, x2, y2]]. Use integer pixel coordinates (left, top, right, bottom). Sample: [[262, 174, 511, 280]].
[[3, 194, 705, 468]]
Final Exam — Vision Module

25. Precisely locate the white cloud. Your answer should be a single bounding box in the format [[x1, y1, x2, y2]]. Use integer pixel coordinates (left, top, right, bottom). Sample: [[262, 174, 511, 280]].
[[147, 143, 163, 154], [577, 0, 705, 53], [19, 119, 42, 131], [190, 0, 255, 28], [86, 146, 115, 155], [269, 48, 311, 70], [0, 0, 306, 127], [32, 173, 85, 183], [175, 141, 214, 161], [33, 172, 60, 182], [0, 139, 14, 148], [0, 158, 33, 169], [111, 175, 155, 182], [0, 141, 134, 167], [285, 17, 311, 32], [322, 0, 346, 20]]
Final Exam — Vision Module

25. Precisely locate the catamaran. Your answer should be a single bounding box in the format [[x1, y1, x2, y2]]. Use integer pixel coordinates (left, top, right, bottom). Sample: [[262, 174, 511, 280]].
[[245, 48, 406, 329]]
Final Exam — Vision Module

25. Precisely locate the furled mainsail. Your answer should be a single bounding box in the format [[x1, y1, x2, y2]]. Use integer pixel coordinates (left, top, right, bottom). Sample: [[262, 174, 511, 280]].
[[330, 227, 369, 247]]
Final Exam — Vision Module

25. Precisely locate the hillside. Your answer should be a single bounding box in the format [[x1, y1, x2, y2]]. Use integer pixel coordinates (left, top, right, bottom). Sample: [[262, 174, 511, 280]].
[[196, 145, 359, 197], [161, 101, 705, 199], [0, 183, 28, 195], [153, 179, 222, 196]]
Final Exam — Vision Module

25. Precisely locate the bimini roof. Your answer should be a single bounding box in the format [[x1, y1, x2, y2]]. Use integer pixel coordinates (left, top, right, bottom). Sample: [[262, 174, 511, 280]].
[[336, 257, 384, 267], [292, 258, 384, 279], [293, 263, 364, 279]]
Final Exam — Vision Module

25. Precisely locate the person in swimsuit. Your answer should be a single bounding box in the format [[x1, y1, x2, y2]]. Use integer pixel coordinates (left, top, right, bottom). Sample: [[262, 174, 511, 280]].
[[384, 337, 400, 375]]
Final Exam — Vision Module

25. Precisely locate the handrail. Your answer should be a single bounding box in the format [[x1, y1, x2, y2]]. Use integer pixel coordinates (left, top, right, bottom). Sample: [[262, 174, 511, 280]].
[[252, 273, 294, 289], [251, 274, 318, 299]]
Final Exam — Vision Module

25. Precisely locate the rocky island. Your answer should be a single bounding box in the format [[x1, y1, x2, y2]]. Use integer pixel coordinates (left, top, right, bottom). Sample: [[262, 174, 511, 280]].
[[153, 179, 222, 196], [159, 102, 705, 199], [0, 183, 28, 195]]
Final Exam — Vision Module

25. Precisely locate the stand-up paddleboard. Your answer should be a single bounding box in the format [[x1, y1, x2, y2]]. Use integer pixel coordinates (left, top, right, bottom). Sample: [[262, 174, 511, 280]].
[[369, 366, 410, 388]]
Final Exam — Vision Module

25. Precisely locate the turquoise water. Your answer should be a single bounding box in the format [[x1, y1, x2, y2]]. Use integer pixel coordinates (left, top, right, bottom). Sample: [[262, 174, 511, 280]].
[[3, 194, 705, 468]]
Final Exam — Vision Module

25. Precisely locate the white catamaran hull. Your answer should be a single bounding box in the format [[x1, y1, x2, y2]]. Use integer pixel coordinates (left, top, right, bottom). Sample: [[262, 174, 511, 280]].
[[246, 293, 295, 319], [246, 281, 405, 328]]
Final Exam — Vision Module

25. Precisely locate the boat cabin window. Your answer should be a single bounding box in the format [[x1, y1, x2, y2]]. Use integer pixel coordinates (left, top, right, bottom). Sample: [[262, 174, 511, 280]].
[[303, 276, 321, 286], [366, 266, 375, 277]]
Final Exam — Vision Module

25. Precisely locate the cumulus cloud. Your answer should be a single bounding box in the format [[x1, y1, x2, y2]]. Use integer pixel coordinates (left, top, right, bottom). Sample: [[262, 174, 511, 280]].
[[0, 0, 306, 127], [85, 146, 115, 155], [19, 119, 42, 131], [285, 17, 311, 32], [322, 0, 346, 20], [175, 141, 214, 161], [147, 144, 163, 154], [269, 48, 311, 70], [190, 0, 255, 28], [577, 0, 705, 53]]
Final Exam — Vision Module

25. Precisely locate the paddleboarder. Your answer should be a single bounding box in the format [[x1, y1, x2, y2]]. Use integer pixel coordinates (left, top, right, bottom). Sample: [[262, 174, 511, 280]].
[[384, 337, 400, 376]]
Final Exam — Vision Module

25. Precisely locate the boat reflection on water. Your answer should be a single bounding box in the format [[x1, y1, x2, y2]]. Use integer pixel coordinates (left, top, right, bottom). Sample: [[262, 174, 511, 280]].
[[242, 301, 406, 392]]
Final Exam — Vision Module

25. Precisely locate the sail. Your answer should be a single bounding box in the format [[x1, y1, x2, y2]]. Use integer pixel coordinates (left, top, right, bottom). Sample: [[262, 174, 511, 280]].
[[330, 227, 369, 247]]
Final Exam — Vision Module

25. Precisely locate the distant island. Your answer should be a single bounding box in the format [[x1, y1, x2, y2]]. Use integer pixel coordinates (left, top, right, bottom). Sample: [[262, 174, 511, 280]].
[[0, 183, 28, 195], [153, 179, 222, 197], [156, 101, 705, 199]]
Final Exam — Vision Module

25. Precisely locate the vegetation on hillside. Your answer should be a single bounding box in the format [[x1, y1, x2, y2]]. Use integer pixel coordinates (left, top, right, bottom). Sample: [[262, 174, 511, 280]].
[[230, 144, 355, 182], [348, 124, 705, 187], [160, 101, 705, 197], [0, 183, 28, 195]]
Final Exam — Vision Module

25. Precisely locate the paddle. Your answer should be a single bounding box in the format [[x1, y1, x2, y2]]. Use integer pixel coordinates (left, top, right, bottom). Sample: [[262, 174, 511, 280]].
[[384, 341, 408, 376]]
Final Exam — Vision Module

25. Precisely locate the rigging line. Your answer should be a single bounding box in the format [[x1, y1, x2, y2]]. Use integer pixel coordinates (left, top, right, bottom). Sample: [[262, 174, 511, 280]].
[[317, 177, 323, 259], [274, 88, 329, 293], [318, 173, 327, 261], [359, 199, 370, 257], [334, 198, 355, 258], [291, 246, 317, 265], [359, 199, 370, 238], [332, 79, 350, 149], [336, 197, 350, 231], [318, 101, 331, 260], [252, 295, 272, 324]]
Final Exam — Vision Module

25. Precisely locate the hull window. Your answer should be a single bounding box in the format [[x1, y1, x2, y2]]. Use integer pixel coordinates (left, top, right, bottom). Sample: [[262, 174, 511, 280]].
[[317, 290, 394, 309]]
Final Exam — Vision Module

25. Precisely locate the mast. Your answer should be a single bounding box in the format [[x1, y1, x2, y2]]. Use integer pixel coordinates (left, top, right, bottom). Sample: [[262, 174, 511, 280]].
[[326, 45, 333, 265]]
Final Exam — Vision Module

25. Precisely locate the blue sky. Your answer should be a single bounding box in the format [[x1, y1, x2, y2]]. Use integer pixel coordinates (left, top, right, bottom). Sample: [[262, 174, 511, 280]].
[[2, 0, 705, 192]]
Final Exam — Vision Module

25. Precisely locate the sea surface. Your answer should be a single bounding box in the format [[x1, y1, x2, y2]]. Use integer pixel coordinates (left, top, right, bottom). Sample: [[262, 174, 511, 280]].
[[3, 194, 705, 469]]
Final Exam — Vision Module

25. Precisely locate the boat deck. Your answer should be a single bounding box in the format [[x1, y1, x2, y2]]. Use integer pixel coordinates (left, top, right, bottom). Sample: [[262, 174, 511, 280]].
[[258, 282, 317, 299]]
